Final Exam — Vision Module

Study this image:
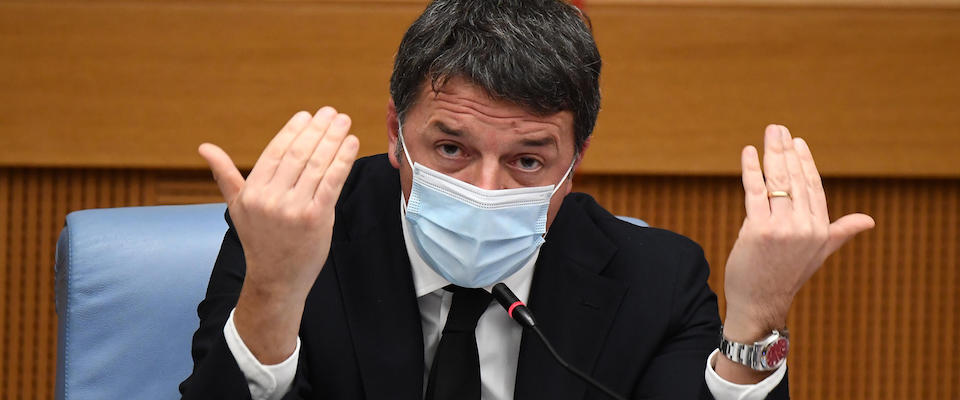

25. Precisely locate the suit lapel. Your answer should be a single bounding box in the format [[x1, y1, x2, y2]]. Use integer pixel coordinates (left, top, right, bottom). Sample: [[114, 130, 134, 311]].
[[514, 196, 629, 400], [331, 160, 425, 400]]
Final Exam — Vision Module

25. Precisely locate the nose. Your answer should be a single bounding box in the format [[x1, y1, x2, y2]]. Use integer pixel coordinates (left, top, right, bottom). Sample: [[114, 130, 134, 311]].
[[472, 157, 504, 190]]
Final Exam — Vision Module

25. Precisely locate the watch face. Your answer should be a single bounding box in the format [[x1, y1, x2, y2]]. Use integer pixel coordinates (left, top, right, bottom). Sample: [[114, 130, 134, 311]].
[[764, 338, 789, 367]]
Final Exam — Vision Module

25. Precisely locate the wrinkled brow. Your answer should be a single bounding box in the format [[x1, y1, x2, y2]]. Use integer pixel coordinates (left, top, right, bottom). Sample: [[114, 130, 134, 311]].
[[435, 122, 557, 149]]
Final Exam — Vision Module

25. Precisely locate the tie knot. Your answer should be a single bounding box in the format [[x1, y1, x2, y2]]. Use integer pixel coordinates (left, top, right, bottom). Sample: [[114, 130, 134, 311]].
[[442, 285, 493, 333]]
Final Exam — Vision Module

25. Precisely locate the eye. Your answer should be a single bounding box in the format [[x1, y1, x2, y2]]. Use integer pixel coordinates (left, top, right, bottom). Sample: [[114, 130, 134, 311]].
[[437, 143, 463, 158], [514, 157, 543, 172]]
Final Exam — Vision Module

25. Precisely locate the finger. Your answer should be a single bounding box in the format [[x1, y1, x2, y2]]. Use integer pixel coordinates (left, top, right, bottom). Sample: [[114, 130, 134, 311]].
[[794, 138, 829, 224], [762, 124, 792, 215], [779, 126, 810, 216], [822, 213, 876, 256], [293, 113, 352, 200], [198, 143, 245, 204], [270, 107, 338, 189], [246, 111, 314, 187], [314, 135, 360, 206], [741, 145, 770, 219]]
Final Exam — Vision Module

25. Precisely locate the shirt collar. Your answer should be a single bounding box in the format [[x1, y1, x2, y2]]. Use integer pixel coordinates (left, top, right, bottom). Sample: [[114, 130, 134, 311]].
[[400, 193, 537, 302]]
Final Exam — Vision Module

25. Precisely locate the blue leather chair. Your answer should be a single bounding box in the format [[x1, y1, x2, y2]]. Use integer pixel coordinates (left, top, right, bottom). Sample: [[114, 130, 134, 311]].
[[53, 202, 646, 400], [55, 203, 227, 400]]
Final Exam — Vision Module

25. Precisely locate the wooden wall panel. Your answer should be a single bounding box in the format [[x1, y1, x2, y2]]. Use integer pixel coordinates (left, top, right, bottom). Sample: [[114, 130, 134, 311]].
[[1, 166, 957, 399], [1, 1, 958, 176]]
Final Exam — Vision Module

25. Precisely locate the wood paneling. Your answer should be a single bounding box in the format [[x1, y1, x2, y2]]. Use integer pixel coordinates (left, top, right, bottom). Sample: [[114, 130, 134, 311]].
[[1, 166, 957, 399], [1, 1, 958, 176], [589, 5, 960, 177]]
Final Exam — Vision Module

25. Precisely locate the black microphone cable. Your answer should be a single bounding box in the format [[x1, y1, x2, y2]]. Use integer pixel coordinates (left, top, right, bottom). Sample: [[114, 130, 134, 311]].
[[491, 283, 628, 400]]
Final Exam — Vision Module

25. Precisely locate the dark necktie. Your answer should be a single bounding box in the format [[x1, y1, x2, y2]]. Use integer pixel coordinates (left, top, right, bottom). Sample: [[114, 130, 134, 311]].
[[425, 285, 494, 400]]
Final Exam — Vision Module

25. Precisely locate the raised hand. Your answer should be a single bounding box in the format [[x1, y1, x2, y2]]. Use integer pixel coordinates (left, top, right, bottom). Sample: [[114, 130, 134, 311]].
[[198, 107, 359, 363], [716, 124, 875, 382]]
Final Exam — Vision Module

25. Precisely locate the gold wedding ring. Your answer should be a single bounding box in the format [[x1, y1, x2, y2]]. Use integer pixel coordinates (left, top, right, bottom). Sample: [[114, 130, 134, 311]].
[[768, 190, 791, 200]]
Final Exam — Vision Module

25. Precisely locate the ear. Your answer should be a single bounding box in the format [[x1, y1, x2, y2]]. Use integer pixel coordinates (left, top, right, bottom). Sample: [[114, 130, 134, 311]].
[[574, 136, 591, 170], [386, 98, 401, 169], [565, 136, 591, 190]]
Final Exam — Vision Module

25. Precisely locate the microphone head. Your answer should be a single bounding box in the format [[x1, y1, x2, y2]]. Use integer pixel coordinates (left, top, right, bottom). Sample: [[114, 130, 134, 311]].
[[492, 283, 519, 310], [492, 283, 536, 328]]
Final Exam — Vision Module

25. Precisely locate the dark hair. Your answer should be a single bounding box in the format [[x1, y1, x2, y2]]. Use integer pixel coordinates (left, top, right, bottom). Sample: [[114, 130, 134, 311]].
[[389, 0, 601, 153]]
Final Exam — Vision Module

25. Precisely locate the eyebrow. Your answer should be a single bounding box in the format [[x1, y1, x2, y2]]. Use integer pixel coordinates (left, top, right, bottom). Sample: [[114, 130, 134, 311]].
[[519, 137, 556, 148], [436, 122, 464, 137], [435, 122, 557, 148]]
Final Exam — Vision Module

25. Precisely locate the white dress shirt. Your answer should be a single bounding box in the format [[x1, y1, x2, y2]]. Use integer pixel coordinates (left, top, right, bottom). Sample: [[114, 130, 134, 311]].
[[223, 194, 786, 400]]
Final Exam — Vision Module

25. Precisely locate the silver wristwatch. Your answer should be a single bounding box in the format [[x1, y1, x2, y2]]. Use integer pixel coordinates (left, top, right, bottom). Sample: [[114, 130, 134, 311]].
[[718, 326, 789, 371]]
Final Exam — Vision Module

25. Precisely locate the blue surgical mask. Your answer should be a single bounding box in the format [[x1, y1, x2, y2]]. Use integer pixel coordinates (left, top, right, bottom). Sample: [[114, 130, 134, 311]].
[[398, 123, 574, 288]]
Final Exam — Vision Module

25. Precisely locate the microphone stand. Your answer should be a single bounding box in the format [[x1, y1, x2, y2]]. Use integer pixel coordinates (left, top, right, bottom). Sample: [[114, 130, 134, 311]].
[[492, 283, 628, 400]]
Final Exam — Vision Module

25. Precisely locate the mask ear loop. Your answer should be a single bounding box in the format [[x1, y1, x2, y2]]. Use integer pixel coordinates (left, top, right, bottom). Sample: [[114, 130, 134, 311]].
[[549, 157, 576, 198], [541, 156, 577, 239], [540, 156, 577, 240], [397, 122, 415, 169]]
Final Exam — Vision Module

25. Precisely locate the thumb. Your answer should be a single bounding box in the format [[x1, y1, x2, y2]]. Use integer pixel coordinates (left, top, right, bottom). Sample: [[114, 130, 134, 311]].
[[822, 213, 876, 257], [198, 143, 244, 204]]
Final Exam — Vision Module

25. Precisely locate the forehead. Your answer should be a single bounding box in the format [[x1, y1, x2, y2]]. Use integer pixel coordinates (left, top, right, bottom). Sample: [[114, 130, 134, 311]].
[[408, 76, 574, 137]]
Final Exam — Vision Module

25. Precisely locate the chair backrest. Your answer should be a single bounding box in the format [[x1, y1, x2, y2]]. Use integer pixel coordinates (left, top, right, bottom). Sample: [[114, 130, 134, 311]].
[[55, 203, 227, 400]]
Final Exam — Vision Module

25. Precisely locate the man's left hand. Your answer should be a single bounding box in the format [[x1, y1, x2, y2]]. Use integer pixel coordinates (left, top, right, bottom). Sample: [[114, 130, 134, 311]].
[[722, 124, 875, 347]]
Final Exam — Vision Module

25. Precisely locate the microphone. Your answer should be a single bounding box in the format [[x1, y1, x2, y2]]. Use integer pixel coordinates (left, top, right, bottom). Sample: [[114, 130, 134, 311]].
[[491, 283, 627, 400]]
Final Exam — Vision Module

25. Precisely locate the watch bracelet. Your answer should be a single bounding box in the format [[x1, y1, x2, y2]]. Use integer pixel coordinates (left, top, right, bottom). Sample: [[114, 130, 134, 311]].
[[717, 325, 789, 371]]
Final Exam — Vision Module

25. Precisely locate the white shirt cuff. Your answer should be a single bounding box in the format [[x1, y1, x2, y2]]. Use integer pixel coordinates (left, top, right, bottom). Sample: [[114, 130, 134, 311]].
[[704, 349, 786, 400], [223, 308, 300, 400]]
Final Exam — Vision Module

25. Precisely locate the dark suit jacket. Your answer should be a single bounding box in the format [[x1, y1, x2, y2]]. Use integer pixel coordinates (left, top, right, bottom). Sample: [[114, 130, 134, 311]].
[[179, 154, 790, 399]]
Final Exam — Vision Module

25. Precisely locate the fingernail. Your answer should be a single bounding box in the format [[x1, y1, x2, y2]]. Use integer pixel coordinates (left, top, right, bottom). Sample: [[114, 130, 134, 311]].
[[765, 125, 780, 140], [780, 125, 791, 139], [294, 111, 312, 123], [319, 106, 336, 117], [795, 137, 808, 151]]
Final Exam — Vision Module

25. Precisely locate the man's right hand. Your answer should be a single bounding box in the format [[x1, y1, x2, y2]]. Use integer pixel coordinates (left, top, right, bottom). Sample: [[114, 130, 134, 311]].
[[199, 107, 359, 364]]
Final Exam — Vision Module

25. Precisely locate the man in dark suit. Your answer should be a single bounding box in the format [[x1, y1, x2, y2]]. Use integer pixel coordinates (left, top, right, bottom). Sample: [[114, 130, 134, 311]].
[[179, 1, 875, 399]]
